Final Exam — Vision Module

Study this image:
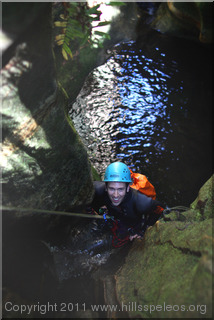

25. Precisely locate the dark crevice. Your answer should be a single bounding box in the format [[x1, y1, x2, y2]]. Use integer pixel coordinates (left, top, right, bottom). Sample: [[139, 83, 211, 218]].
[[162, 239, 202, 257]]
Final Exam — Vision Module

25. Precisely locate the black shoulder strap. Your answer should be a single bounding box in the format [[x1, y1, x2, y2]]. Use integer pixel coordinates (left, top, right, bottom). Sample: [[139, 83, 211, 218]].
[[132, 189, 149, 224], [132, 189, 141, 218]]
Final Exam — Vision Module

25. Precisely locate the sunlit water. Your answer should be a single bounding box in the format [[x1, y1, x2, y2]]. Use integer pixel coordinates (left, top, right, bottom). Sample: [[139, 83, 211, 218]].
[[69, 40, 212, 206]]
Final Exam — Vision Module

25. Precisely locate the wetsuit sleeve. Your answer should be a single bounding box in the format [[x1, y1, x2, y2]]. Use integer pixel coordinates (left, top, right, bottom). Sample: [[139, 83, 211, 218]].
[[135, 191, 164, 227]]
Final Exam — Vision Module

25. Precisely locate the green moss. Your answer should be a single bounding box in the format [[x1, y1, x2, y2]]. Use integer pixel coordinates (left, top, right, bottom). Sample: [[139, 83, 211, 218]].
[[190, 175, 214, 220], [91, 165, 101, 181], [117, 238, 203, 318], [116, 177, 213, 318]]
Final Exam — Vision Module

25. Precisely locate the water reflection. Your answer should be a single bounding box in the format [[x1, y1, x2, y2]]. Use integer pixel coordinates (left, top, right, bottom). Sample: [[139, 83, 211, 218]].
[[69, 41, 212, 206]]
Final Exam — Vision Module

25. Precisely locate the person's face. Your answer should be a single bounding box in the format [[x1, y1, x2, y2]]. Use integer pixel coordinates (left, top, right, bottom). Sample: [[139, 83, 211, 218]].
[[106, 181, 129, 206]]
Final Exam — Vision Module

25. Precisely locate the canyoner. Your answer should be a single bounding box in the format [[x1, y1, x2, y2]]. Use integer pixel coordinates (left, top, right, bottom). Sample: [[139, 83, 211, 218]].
[[87, 161, 165, 248], [2, 162, 165, 249]]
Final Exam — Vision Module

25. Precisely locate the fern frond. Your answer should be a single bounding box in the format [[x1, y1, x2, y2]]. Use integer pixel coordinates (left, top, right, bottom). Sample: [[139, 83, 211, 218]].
[[53, 2, 114, 61]]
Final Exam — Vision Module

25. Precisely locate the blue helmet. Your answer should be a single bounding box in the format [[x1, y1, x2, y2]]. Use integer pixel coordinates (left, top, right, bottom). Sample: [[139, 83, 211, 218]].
[[104, 162, 132, 183]]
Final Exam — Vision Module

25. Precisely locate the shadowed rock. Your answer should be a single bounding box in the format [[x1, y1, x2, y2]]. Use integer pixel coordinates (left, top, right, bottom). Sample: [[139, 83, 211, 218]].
[[2, 4, 95, 213]]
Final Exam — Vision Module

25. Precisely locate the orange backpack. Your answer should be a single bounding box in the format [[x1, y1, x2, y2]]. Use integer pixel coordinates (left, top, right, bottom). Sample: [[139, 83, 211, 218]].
[[129, 169, 156, 200]]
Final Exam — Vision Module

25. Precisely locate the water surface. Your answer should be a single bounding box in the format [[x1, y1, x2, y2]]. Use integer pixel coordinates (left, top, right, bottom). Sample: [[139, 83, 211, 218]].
[[70, 39, 212, 206]]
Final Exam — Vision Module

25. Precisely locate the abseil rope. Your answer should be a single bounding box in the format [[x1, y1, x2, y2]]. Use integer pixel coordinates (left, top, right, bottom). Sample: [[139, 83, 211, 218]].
[[169, 206, 189, 211], [1, 206, 111, 220], [163, 206, 190, 215], [1, 205, 190, 219]]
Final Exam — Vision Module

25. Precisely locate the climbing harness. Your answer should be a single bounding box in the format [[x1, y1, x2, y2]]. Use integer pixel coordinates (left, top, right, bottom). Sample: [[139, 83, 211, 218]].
[[1, 205, 112, 220], [111, 220, 130, 248], [98, 206, 131, 247]]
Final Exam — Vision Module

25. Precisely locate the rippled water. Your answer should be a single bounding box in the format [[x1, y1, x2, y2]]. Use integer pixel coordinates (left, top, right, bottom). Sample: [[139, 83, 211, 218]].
[[48, 220, 114, 281], [70, 40, 212, 206]]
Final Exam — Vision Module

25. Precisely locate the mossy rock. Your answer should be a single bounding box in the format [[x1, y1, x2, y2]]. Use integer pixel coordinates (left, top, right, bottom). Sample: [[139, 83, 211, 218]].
[[190, 174, 214, 220], [2, 4, 97, 211], [115, 176, 213, 318]]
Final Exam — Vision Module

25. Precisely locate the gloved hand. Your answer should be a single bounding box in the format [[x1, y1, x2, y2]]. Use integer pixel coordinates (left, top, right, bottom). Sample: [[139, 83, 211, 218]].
[[129, 234, 142, 241], [128, 227, 145, 241]]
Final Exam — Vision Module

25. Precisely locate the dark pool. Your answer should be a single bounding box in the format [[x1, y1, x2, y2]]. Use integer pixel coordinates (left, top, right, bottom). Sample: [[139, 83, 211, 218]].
[[69, 36, 212, 207]]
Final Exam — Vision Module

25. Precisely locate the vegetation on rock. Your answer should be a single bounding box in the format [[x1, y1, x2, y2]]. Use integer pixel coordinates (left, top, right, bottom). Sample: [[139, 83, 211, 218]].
[[116, 175, 213, 318]]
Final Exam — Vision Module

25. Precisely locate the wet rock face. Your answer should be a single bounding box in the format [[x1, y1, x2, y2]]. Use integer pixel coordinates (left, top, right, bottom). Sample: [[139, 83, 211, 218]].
[[2, 4, 94, 211], [147, 2, 213, 43], [115, 175, 213, 318], [2, 5, 97, 316], [190, 175, 213, 220]]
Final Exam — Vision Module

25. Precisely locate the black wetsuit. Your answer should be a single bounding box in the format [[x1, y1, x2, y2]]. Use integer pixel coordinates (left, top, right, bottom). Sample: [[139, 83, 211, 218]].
[[90, 181, 163, 235]]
